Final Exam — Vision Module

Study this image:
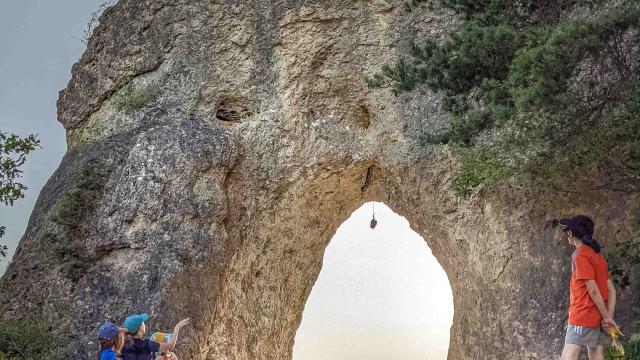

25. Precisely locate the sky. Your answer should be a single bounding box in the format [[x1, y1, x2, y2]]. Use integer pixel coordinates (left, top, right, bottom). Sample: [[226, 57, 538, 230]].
[[0, 0, 109, 274], [293, 202, 453, 360], [0, 2, 454, 359]]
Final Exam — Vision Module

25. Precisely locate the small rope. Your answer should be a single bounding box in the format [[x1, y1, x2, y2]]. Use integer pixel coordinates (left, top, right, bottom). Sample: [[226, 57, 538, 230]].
[[370, 202, 378, 229]]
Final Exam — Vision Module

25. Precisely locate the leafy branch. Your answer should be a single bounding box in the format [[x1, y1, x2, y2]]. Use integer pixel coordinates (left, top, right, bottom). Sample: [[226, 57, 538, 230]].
[[0, 132, 40, 261]]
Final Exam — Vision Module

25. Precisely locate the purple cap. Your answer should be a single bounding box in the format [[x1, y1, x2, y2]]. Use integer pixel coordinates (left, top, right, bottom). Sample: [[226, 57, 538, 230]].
[[559, 215, 594, 238], [98, 322, 121, 340]]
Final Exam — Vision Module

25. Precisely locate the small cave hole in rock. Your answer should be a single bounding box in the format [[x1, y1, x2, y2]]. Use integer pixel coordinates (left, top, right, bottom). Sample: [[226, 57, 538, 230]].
[[293, 202, 453, 360], [215, 96, 253, 122]]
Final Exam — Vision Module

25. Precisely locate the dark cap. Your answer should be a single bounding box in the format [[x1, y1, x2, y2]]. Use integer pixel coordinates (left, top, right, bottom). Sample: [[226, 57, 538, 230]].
[[98, 322, 125, 340], [559, 215, 594, 238]]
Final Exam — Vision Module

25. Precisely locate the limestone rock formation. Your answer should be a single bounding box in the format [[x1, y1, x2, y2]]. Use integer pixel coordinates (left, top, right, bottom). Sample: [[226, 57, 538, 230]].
[[1, 1, 637, 359]]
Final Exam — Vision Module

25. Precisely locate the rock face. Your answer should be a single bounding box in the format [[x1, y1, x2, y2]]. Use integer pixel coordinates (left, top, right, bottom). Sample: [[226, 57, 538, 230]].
[[1, 1, 637, 359]]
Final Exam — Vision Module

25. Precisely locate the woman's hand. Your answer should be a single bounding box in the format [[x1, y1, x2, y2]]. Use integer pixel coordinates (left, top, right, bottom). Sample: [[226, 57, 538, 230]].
[[601, 317, 622, 335]]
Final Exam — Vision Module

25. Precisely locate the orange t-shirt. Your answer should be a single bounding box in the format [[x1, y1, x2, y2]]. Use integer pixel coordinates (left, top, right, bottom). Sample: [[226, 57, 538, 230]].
[[568, 245, 609, 327]]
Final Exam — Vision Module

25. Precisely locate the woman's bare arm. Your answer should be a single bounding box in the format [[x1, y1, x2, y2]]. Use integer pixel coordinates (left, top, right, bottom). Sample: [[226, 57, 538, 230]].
[[586, 280, 619, 331], [607, 279, 616, 315], [585, 280, 609, 318]]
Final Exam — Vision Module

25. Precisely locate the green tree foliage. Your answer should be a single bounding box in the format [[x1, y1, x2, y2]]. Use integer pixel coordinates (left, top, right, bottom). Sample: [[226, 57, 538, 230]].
[[0, 316, 56, 360], [0, 132, 39, 260], [369, 0, 639, 196], [603, 26, 640, 346]]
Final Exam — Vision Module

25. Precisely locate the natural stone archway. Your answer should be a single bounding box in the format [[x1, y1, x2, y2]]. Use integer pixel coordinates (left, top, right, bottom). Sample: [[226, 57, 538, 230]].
[[0, 1, 637, 360], [292, 202, 454, 360]]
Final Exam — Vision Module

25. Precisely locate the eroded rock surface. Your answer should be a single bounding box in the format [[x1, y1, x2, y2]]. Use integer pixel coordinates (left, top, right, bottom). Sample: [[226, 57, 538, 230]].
[[2, 1, 637, 359]]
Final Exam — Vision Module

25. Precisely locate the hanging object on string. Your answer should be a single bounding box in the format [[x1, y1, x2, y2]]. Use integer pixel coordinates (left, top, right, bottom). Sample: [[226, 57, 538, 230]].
[[369, 202, 377, 229]]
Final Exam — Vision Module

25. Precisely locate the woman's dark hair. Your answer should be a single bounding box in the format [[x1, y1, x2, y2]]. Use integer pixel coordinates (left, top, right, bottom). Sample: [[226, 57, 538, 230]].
[[560, 215, 601, 253], [581, 233, 601, 253]]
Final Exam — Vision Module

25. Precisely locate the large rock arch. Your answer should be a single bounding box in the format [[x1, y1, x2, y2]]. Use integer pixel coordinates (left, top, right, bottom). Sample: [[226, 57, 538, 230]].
[[1, 1, 637, 359]]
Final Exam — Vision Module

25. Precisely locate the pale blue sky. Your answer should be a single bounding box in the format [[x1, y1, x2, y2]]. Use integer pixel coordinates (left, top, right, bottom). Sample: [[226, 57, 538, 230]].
[[0, 0, 108, 273], [0, 2, 454, 359]]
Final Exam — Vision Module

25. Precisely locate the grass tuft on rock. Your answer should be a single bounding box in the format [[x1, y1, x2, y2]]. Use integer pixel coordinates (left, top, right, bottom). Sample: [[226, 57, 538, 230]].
[[112, 82, 158, 114]]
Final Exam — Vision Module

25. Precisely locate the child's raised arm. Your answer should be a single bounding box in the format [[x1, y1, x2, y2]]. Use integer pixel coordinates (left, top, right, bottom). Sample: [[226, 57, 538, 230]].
[[158, 318, 191, 353]]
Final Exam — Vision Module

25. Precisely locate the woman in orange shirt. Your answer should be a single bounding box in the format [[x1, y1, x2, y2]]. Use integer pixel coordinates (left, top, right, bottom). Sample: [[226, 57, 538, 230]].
[[558, 215, 620, 360]]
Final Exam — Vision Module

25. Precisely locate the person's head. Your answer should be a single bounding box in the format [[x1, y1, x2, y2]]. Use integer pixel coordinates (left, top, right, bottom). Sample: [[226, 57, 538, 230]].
[[97, 323, 126, 358], [558, 215, 601, 253], [124, 313, 149, 338]]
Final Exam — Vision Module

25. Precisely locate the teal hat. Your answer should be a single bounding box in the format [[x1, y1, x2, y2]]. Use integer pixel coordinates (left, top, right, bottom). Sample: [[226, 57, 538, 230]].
[[123, 313, 149, 333]]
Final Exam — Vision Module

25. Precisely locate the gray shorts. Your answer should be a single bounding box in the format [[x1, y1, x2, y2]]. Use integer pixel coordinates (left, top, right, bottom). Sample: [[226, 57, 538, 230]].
[[565, 325, 611, 347]]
